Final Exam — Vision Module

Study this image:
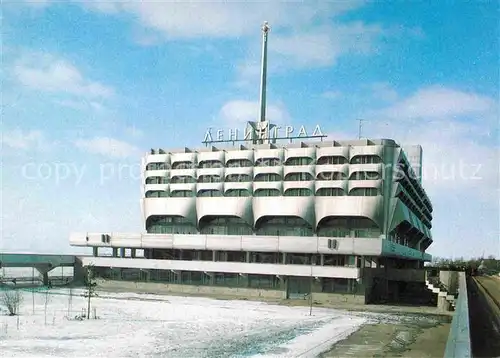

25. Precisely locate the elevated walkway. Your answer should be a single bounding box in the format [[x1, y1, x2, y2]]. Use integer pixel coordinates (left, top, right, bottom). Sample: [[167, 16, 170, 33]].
[[0, 252, 77, 285]]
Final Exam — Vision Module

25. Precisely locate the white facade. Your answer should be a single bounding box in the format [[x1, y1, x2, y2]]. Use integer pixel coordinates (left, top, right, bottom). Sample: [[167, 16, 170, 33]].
[[70, 137, 433, 273]]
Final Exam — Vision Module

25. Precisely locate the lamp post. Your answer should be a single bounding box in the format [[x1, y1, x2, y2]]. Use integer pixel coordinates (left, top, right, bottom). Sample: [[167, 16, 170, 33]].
[[309, 256, 313, 316]]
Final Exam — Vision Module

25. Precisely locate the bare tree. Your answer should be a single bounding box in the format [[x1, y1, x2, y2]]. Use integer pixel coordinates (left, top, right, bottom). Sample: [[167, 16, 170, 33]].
[[1, 289, 23, 316], [44, 289, 51, 325], [83, 264, 98, 319]]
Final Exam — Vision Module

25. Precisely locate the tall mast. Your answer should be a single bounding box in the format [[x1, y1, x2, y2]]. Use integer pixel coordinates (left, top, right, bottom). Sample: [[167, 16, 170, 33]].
[[258, 21, 270, 123]]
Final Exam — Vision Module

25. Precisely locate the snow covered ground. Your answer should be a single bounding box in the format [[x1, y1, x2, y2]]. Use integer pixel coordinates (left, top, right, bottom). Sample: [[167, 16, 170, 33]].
[[0, 289, 367, 357]]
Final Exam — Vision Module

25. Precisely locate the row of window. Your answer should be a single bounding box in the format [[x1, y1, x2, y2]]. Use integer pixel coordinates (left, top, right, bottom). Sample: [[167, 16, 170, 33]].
[[145, 215, 381, 238], [396, 161, 431, 211], [94, 267, 358, 294], [145, 171, 382, 184], [146, 155, 383, 170], [145, 187, 380, 198], [147, 248, 356, 267]]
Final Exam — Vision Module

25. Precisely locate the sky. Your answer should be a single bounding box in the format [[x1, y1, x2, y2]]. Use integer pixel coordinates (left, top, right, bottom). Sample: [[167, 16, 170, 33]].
[[1, 1, 499, 259]]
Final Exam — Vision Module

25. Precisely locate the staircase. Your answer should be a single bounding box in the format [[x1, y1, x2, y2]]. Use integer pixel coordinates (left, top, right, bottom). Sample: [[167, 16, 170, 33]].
[[426, 277, 457, 309]]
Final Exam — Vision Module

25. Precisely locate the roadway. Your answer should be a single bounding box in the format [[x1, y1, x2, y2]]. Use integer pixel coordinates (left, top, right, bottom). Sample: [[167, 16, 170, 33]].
[[468, 275, 500, 358]]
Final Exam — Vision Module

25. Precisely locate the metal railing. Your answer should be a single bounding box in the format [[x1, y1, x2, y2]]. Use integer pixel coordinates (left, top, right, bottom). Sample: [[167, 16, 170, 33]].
[[444, 272, 471, 358]]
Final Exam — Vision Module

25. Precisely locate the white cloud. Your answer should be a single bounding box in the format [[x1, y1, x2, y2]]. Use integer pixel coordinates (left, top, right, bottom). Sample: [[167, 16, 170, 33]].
[[13, 53, 114, 99], [367, 87, 498, 199], [124, 125, 144, 139], [219, 100, 288, 125], [54, 99, 107, 112], [0, 128, 51, 151], [80, 2, 363, 40], [270, 22, 383, 69], [74, 137, 142, 159], [368, 82, 399, 102], [381, 86, 495, 119], [79, 1, 380, 71]]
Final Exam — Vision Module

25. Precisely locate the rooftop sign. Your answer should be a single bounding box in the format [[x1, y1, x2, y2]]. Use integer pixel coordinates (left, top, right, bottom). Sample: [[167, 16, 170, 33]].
[[202, 123, 327, 146]]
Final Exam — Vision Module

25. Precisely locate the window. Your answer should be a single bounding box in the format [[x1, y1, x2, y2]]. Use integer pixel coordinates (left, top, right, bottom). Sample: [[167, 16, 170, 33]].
[[172, 161, 194, 170], [197, 190, 223, 197], [254, 173, 281, 182], [285, 157, 313, 166], [317, 156, 347, 165], [324, 255, 346, 266], [349, 188, 379, 196], [350, 155, 382, 164], [146, 216, 196, 234], [224, 189, 251, 197], [199, 216, 253, 235], [283, 188, 312, 197], [254, 189, 280, 197], [318, 217, 380, 238], [284, 173, 314, 181], [146, 162, 167, 170], [225, 174, 252, 182], [145, 191, 168, 198], [197, 175, 221, 183], [171, 176, 196, 184], [349, 171, 381, 180], [226, 159, 253, 168], [256, 216, 313, 236], [198, 160, 223, 169], [316, 188, 344, 196], [170, 190, 194, 197], [322, 278, 351, 293], [248, 274, 280, 289], [145, 176, 168, 184], [255, 158, 280, 167], [316, 172, 346, 180]]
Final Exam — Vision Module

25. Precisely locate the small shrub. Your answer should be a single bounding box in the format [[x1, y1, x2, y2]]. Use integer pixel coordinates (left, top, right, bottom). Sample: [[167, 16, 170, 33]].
[[1, 289, 23, 316]]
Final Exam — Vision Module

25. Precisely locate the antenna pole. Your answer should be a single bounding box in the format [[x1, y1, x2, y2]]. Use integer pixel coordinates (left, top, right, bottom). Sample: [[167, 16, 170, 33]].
[[258, 21, 270, 123]]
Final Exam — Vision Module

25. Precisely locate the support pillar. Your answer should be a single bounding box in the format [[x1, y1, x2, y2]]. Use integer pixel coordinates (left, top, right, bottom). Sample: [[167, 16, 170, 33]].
[[42, 272, 49, 286]]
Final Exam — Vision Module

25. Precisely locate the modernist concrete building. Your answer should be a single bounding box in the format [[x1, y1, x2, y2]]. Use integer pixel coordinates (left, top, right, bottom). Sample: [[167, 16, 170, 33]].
[[70, 137, 433, 303], [69, 22, 433, 304]]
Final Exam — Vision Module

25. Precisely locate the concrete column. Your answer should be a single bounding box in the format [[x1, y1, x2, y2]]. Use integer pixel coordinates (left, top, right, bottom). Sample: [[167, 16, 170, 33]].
[[320, 254, 324, 266], [239, 273, 249, 287], [42, 272, 49, 286], [212, 251, 217, 262], [92, 247, 98, 257], [246, 251, 251, 263], [282, 253, 287, 264], [283, 276, 289, 299]]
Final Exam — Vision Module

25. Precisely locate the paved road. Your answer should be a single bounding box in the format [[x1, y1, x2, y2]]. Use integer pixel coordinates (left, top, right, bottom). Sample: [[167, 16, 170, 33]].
[[468, 276, 500, 358]]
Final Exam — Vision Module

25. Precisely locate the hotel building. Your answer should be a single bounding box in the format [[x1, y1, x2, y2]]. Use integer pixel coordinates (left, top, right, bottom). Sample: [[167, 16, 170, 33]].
[[69, 22, 433, 304]]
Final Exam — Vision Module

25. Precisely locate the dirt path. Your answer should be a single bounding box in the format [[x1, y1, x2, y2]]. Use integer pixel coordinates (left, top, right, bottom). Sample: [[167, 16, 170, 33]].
[[321, 316, 451, 358]]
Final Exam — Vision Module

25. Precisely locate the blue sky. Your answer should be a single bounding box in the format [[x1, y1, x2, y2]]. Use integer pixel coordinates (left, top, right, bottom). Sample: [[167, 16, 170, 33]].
[[1, 1, 499, 259]]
